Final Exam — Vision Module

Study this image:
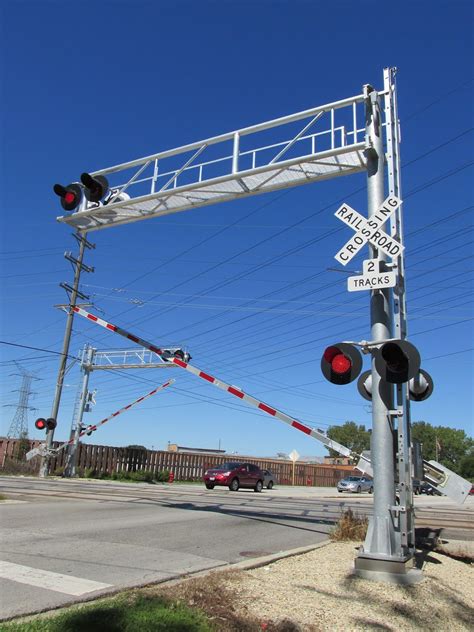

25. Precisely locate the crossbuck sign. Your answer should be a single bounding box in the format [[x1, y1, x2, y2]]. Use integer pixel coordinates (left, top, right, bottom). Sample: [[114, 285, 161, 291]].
[[334, 195, 403, 265]]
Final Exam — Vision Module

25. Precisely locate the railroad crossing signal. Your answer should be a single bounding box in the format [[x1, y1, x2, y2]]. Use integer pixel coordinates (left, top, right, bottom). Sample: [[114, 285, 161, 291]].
[[53, 174, 110, 212], [35, 417, 57, 431], [334, 196, 404, 265]]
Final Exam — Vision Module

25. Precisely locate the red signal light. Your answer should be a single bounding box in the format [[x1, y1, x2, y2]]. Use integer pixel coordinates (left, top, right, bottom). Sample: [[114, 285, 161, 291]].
[[321, 343, 362, 385], [331, 353, 351, 375], [35, 418, 46, 430], [53, 183, 83, 212]]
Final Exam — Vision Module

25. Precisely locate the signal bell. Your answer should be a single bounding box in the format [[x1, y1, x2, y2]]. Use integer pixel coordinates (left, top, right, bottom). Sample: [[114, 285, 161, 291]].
[[53, 183, 83, 212], [81, 173, 109, 203], [321, 343, 362, 385], [374, 340, 420, 384]]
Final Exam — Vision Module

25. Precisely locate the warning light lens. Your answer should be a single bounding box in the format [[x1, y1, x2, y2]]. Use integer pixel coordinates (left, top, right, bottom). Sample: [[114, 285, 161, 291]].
[[321, 343, 362, 385], [331, 353, 351, 375], [53, 182, 83, 212], [35, 418, 46, 430]]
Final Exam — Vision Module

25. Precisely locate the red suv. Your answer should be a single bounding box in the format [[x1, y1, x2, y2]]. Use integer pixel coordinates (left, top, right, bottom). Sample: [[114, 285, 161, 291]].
[[204, 462, 264, 492]]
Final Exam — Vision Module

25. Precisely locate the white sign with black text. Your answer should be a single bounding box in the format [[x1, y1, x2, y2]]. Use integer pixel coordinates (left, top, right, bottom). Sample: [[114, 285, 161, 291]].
[[334, 196, 404, 265], [347, 259, 397, 292]]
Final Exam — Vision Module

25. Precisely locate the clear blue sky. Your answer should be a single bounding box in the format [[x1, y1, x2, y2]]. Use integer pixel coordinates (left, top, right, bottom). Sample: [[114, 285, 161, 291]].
[[1, 0, 473, 457]]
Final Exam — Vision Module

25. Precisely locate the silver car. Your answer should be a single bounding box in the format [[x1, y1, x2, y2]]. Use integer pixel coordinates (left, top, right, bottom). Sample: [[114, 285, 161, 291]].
[[262, 469, 275, 489], [337, 475, 373, 494]]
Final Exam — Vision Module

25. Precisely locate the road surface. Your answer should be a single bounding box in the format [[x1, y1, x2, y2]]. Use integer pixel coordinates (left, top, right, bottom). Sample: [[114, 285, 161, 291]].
[[1, 476, 472, 620]]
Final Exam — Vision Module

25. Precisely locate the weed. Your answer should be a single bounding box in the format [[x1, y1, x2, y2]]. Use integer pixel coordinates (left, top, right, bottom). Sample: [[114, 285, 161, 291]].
[[330, 508, 368, 541]]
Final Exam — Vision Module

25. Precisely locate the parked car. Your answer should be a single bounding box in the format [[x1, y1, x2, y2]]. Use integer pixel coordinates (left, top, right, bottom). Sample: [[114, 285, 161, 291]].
[[262, 469, 276, 489], [203, 462, 264, 492], [337, 475, 373, 494]]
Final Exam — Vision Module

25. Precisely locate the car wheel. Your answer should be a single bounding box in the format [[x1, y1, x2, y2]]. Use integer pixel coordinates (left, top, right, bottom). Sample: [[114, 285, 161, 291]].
[[267, 481, 274, 490], [338, 489, 343, 493], [254, 480, 263, 493], [205, 484, 214, 490], [357, 486, 361, 494], [229, 478, 239, 492], [369, 487, 373, 494]]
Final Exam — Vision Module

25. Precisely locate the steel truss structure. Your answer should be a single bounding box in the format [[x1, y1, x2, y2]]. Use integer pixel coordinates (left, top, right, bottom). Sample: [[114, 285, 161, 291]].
[[64, 343, 180, 476], [91, 348, 181, 370], [57, 95, 368, 232], [5, 365, 39, 439]]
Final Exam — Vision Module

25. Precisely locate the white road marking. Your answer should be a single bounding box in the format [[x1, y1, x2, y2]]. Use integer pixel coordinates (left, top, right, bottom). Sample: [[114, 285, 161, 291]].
[[0, 561, 112, 596]]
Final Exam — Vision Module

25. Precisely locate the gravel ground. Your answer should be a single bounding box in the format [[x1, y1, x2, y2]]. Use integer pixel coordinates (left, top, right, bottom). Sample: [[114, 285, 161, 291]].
[[228, 542, 474, 631]]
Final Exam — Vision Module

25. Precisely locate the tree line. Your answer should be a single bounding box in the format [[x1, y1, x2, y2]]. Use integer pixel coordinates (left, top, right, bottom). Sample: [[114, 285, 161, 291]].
[[327, 420, 474, 480]]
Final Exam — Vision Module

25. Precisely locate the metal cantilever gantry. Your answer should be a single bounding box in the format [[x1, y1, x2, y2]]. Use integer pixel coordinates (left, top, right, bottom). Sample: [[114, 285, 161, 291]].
[[57, 94, 367, 232]]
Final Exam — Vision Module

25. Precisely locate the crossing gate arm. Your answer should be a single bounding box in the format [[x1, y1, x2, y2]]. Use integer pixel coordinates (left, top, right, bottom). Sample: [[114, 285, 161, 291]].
[[72, 306, 363, 463]]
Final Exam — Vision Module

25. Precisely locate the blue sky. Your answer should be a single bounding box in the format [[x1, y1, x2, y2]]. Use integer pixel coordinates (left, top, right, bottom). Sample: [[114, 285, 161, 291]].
[[1, 0, 473, 458]]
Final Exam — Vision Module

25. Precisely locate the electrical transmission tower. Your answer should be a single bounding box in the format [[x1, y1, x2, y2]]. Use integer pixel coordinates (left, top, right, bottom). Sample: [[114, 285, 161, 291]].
[[5, 364, 40, 438]]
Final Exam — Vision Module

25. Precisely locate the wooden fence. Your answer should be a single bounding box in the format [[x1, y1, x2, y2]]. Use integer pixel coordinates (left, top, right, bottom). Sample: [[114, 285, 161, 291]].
[[0, 437, 354, 486]]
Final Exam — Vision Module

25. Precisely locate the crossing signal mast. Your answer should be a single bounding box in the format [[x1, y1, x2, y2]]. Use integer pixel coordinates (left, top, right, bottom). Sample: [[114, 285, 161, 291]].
[[51, 68, 471, 584]]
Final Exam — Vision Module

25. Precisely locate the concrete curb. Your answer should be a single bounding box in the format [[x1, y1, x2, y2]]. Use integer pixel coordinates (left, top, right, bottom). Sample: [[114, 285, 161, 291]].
[[0, 540, 332, 624]]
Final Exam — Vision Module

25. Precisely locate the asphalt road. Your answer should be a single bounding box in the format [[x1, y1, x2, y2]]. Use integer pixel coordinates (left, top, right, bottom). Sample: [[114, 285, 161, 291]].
[[1, 476, 472, 620]]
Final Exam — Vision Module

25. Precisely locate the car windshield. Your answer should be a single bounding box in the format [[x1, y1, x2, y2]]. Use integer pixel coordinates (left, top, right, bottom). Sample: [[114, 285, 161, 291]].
[[213, 462, 241, 470], [346, 477, 362, 481]]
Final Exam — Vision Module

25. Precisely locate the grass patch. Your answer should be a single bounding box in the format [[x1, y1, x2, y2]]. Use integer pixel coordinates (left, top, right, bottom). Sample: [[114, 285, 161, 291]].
[[330, 508, 368, 541], [0, 494, 7, 501], [1, 572, 302, 632], [0, 593, 212, 632]]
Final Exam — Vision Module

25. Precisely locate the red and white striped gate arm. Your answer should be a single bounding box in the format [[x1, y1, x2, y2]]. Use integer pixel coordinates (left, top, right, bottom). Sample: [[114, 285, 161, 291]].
[[72, 306, 353, 457], [52, 378, 175, 455]]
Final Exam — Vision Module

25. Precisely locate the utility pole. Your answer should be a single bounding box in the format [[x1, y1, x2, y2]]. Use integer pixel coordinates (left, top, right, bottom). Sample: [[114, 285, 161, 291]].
[[39, 231, 95, 477]]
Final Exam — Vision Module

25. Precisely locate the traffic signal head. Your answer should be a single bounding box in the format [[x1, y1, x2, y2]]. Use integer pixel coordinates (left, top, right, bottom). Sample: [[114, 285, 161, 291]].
[[321, 343, 362, 385], [35, 417, 46, 430], [374, 340, 421, 384], [53, 183, 83, 211], [46, 418, 57, 430], [80, 173, 109, 203]]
